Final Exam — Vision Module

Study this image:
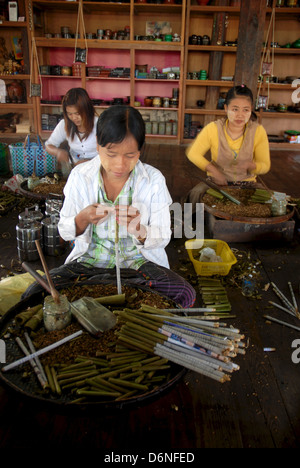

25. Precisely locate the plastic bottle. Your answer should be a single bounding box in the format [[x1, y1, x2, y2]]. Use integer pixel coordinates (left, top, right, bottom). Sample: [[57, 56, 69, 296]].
[[242, 274, 255, 297]]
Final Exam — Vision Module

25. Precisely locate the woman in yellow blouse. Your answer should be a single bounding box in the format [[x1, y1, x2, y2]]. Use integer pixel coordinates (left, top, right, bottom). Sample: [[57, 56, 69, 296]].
[[186, 85, 271, 205]]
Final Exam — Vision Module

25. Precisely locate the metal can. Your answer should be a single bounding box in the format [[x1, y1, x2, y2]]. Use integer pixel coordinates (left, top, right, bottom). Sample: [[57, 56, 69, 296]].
[[152, 97, 162, 107]]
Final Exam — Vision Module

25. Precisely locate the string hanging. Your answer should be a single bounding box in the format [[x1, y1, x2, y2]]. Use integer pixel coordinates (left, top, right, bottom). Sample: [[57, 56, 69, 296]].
[[30, 37, 42, 98], [74, 1, 88, 65], [257, 7, 276, 110]]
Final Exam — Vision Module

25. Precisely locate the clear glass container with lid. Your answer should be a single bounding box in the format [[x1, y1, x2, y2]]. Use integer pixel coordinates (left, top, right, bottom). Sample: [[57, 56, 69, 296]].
[[43, 295, 71, 331]]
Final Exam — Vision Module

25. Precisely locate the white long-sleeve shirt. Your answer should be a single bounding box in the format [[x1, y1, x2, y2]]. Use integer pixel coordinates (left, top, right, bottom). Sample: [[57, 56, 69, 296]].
[[58, 157, 173, 268], [45, 116, 98, 164]]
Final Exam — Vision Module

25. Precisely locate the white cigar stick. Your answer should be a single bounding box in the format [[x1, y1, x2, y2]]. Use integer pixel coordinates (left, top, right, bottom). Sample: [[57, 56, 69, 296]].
[[2, 330, 83, 372], [115, 241, 122, 295], [288, 282, 299, 315], [24, 331, 47, 381], [115, 219, 122, 295], [15, 337, 48, 388], [264, 315, 300, 333]]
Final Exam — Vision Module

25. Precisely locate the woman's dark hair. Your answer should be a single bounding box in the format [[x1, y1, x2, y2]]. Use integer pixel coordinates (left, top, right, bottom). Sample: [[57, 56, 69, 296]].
[[96, 105, 145, 150], [225, 85, 257, 121], [62, 88, 95, 140]]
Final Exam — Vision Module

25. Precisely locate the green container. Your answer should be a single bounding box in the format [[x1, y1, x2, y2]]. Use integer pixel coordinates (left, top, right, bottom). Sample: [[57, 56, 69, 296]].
[[0, 143, 9, 175]]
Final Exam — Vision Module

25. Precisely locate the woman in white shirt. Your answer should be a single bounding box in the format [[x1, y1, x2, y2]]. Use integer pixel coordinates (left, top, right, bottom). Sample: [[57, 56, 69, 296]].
[[45, 88, 98, 166], [25, 105, 196, 309]]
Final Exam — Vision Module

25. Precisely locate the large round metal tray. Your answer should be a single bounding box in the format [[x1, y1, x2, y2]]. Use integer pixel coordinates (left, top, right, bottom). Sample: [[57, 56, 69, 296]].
[[201, 188, 295, 224], [0, 288, 185, 411]]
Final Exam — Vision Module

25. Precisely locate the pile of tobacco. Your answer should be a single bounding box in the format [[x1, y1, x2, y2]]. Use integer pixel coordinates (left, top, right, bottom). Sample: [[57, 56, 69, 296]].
[[202, 188, 273, 218], [1, 285, 180, 404]]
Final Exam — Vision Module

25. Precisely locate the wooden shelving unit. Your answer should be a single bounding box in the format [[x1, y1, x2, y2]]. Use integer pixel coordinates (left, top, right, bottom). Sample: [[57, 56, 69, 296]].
[[181, 1, 300, 148], [1, 0, 299, 146], [0, 0, 38, 136], [29, 0, 186, 142]]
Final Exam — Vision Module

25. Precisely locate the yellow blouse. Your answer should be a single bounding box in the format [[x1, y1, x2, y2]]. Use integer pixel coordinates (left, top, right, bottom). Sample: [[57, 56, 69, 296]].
[[186, 120, 271, 181]]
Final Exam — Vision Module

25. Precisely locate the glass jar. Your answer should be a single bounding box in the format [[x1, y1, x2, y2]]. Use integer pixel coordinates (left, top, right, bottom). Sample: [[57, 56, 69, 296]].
[[152, 97, 162, 107], [163, 97, 170, 108], [151, 121, 158, 135], [165, 122, 172, 135], [158, 122, 166, 135], [43, 295, 71, 332], [271, 199, 287, 216]]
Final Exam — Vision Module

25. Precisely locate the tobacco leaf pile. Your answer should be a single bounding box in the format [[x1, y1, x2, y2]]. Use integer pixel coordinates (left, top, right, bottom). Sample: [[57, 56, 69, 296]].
[[202, 188, 272, 218], [33, 284, 175, 367], [31, 180, 65, 195]]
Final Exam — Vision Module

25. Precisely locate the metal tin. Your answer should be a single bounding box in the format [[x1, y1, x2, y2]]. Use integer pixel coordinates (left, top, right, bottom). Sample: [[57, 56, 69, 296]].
[[18, 205, 43, 223], [41, 215, 66, 257], [152, 97, 162, 107], [40, 65, 50, 75], [61, 66, 72, 76], [45, 197, 63, 217], [151, 122, 158, 134], [163, 97, 170, 108], [165, 122, 172, 135], [158, 122, 165, 135], [16, 220, 43, 262]]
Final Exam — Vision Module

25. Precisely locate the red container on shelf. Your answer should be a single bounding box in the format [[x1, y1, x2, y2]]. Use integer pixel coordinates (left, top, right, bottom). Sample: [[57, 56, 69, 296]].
[[72, 62, 83, 77]]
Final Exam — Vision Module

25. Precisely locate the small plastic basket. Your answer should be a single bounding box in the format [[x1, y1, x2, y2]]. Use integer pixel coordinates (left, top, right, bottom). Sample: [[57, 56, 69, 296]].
[[185, 239, 237, 276]]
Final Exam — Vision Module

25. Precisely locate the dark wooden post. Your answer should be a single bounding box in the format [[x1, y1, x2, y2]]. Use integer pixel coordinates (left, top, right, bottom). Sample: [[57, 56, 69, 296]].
[[204, 0, 230, 125], [234, 0, 267, 100]]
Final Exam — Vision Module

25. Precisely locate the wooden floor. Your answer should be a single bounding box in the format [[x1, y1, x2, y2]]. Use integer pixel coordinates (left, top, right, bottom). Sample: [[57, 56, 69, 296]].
[[0, 143, 300, 449]]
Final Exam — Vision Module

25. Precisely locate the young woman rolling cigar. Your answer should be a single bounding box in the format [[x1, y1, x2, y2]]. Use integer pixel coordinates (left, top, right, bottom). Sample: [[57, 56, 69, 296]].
[[25, 105, 196, 309], [185, 85, 271, 208]]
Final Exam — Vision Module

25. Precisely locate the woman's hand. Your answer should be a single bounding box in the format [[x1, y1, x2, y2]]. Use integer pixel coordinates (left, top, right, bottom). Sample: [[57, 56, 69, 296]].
[[206, 163, 228, 186], [56, 149, 70, 163], [116, 205, 147, 243], [75, 204, 114, 236]]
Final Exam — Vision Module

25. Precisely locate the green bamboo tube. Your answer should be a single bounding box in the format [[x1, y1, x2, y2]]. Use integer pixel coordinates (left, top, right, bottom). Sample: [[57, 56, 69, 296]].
[[58, 370, 100, 386], [135, 374, 145, 384], [94, 293, 126, 305], [108, 377, 148, 391], [117, 335, 154, 355], [57, 367, 97, 380], [120, 325, 165, 347], [75, 356, 108, 366], [45, 365, 56, 393], [76, 389, 122, 397], [87, 377, 127, 393], [139, 304, 175, 316], [51, 366, 61, 395], [115, 390, 137, 401], [119, 370, 144, 380], [97, 362, 144, 379], [24, 308, 44, 331], [15, 304, 43, 326]]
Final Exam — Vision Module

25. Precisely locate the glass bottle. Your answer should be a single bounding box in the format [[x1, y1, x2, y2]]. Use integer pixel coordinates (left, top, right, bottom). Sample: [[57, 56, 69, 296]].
[[43, 295, 71, 331]]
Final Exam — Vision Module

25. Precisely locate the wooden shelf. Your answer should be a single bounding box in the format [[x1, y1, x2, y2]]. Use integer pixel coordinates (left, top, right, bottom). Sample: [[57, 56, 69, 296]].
[[269, 142, 300, 149], [186, 80, 234, 86], [34, 38, 183, 50], [260, 112, 300, 119], [0, 103, 34, 109], [0, 21, 28, 27], [0, 75, 31, 80], [32, 0, 79, 10], [189, 5, 240, 14], [187, 45, 237, 52]]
